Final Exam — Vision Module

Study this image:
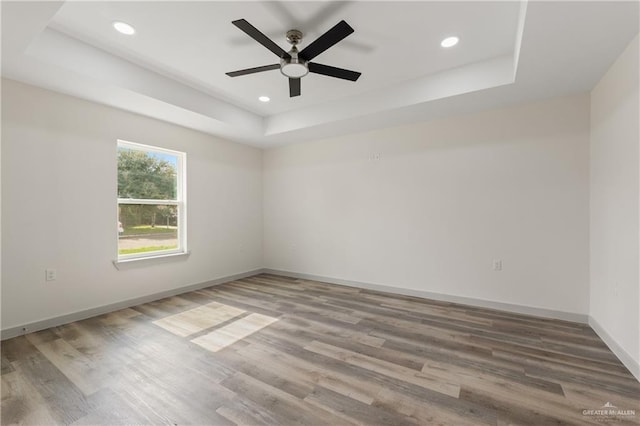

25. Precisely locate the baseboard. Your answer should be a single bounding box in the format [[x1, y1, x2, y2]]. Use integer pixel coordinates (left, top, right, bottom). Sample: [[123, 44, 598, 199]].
[[589, 315, 640, 382], [263, 268, 589, 324], [0, 269, 263, 341]]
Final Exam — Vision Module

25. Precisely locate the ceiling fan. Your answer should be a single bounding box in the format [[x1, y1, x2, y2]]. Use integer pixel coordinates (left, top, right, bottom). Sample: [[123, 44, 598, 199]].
[[226, 19, 362, 97]]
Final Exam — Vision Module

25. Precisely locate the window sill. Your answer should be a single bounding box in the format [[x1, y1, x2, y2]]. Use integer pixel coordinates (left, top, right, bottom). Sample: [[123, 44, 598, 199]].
[[113, 251, 190, 270]]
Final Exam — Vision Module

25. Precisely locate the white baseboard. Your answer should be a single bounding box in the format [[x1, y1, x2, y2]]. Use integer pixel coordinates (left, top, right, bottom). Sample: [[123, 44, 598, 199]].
[[262, 269, 589, 324], [589, 315, 640, 382], [0, 269, 263, 340]]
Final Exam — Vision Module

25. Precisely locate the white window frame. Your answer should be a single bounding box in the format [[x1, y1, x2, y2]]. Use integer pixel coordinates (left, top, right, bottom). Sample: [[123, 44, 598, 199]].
[[117, 140, 187, 261]]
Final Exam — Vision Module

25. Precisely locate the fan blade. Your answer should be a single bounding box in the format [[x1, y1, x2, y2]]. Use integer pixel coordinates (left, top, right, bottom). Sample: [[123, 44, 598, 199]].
[[299, 20, 354, 61], [289, 78, 301, 97], [232, 19, 291, 59], [308, 62, 361, 81], [226, 64, 280, 77]]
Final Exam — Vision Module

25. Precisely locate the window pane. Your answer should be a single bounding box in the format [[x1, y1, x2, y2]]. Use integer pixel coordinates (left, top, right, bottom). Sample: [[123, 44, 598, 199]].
[[118, 147, 178, 200], [118, 204, 178, 256]]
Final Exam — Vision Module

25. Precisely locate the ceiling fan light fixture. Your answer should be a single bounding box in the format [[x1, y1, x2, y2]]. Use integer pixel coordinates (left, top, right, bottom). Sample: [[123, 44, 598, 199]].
[[226, 18, 360, 97], [280, 62, 308, 78], [113, 21, 136, 35], [281, 45, 308, 78], [440, 36, 459, 48]]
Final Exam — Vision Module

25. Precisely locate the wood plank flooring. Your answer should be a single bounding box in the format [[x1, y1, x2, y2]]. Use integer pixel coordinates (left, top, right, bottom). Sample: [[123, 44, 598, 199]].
[[2, 273, 639, 425]]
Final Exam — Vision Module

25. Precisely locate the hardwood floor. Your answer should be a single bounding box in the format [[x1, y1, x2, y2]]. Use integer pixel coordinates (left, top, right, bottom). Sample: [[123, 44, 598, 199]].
[[2, 274, 639, 425]]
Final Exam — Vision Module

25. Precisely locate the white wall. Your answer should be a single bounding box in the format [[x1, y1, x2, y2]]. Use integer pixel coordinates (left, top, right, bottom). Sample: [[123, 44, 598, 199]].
[[589, 34, 639, 379], [264, 94, 591, 316], [1, 79, 263, 331]]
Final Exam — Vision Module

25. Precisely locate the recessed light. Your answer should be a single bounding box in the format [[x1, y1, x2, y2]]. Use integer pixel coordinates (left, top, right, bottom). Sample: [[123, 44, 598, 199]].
[[258, 96, 270, 102], [440, 36, 459, 48], [113, 21, 136, 35]]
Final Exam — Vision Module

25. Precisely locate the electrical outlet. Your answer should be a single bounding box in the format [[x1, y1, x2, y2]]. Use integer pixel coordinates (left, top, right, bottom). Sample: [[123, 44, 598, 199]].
[[45, 269, 57, 281], [492, 259, 503, 271], [367, 153, 381, 161]]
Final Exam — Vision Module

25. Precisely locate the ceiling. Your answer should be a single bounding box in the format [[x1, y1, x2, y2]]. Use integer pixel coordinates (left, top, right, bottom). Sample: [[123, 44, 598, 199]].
[[2, 1, 638, 147]]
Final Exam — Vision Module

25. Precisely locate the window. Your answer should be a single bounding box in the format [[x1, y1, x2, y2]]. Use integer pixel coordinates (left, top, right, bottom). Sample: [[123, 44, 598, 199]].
[[117, 140, 186, 260]]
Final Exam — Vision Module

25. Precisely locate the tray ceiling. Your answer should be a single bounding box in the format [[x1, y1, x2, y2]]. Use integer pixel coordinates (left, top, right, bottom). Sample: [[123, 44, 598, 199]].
[[2, 1, 638, 146]]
